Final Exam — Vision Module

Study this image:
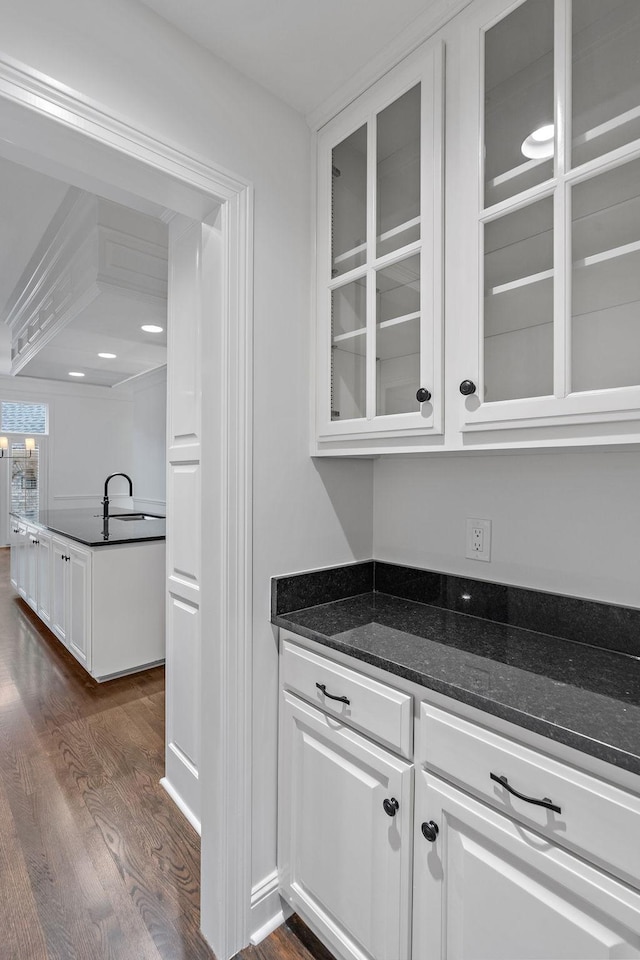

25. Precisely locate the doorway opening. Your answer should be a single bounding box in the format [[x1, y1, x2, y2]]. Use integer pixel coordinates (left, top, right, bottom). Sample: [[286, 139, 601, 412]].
[[0, 57, 253, 960]]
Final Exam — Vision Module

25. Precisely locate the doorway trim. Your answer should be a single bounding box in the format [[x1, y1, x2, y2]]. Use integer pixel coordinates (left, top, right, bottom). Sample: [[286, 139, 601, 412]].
[[0, 53, 253, 960]]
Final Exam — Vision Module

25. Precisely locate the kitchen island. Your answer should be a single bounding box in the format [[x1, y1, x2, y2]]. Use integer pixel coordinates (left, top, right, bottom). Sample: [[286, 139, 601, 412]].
[[10, 508, 165, 681]]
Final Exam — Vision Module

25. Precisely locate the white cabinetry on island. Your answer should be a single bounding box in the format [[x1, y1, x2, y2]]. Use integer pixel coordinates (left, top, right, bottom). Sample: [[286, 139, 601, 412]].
[[11, 513, 165, 681]]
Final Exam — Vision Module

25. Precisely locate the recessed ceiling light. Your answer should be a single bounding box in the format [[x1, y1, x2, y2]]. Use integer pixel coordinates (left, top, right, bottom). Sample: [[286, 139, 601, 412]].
[[521, 124, 555, 160], [141, 324, 164, 333], [68, 371, 85, 377], [98, 352, 117, 359]]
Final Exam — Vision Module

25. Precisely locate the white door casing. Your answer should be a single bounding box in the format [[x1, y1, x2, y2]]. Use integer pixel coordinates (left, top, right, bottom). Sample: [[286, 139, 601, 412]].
[[0, 53, 253, 960]]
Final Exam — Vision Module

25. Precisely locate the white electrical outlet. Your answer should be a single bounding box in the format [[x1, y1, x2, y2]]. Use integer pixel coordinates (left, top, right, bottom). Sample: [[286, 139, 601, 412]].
[[466, 518, 491, 562]]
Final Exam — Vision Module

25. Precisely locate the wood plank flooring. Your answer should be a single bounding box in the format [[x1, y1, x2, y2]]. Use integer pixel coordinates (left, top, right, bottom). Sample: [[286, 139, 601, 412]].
[[0, 548, 327, 960]]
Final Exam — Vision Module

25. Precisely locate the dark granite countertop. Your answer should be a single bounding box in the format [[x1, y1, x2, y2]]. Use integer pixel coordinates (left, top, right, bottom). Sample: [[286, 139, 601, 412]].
[[273, 584, 640, 778], [12, 508, 166, 546]]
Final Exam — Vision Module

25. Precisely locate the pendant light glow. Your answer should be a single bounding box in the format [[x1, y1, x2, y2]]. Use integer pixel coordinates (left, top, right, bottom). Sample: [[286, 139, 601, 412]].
[[521, 124, 555, 160], [68, 371, 85, 377], [98, 352, 117, 359], [141, 324, 164, 333]]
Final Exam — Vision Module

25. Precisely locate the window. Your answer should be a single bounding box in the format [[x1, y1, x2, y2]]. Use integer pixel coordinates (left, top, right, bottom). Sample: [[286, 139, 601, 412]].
[[10, 443, 40, 520], [0, 401, 48, 435]]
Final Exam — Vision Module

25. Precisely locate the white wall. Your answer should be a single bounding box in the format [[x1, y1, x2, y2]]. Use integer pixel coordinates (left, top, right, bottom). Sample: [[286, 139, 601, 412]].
[[0, 0, 375, 923], [373, 449, 640, 608], [0, 373, 134, 528], [132, 367, 167, 512]]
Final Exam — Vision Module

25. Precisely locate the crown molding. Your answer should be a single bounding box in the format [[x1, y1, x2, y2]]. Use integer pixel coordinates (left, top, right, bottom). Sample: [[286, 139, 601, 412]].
[[0, 54, 250, 203], [306, 0, 472, 131]]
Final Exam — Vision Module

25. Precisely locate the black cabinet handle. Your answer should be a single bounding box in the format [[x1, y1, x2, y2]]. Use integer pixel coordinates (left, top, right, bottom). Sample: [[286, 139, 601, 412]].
[[459, 380, 477, 396], [490, 773, 561, 814], [421, 820, 439, 842], [416, 387, 432, 403], [315, 682, 350, 706], [383, 797, 399, 817]]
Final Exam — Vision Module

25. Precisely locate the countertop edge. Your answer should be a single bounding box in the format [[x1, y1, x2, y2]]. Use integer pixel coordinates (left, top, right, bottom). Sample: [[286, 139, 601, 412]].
[[273, 613, 640, 779]]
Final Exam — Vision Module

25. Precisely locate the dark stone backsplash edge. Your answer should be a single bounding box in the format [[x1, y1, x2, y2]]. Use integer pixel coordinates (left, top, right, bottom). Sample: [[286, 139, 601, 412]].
[[272, 560, 640, 659]]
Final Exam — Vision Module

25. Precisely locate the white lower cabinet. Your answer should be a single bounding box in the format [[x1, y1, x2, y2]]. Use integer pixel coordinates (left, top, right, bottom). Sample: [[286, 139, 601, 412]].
[[278, 690, 413, 960], [10, 520, 29, 598], [413, 771, 640, 960], [25, 526, 39, 610], [12, 522, 165, 681], [35, 531, 51, 626], [48, 535, 90, 665], [51, 536, 69, 645], [278, 633, 640, 960]]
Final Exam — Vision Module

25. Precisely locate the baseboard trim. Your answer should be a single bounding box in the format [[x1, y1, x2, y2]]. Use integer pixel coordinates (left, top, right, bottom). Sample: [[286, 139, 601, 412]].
[[160, 776, 201, 835], [250, 910, 286, 946], [249, 869, 289, 945]]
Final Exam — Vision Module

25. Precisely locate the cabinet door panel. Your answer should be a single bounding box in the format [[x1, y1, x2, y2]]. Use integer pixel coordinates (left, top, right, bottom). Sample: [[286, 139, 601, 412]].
[[36, 534, 51, 625], [51, 538, 68, 645], [316, 42, 444, 449], [68, 547, 90, 667], [26, 533, 38, 610], [453, 0, 640, 435], [279, 691, 412, 960], [413, 770, 640, 960]]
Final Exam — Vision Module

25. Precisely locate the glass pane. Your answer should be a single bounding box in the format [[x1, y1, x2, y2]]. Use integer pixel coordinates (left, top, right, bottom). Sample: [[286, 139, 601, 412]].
[[572, 1, 640, 168], [11, 443, 40, 520], [1, 401, 48, 434], [484, 0, 554, 208], [332, 126, 367, 278], [331, 281, 366, 420], [484, 197, 554, 401], [377, 85, 421, 258], [571, 157, 640, 392], [375, 254, 420, 415]]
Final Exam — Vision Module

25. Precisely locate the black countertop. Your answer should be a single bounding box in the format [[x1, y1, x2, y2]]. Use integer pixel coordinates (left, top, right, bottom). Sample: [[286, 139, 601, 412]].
[[272, 566, 640, 778], [14, 508, 166, 546]]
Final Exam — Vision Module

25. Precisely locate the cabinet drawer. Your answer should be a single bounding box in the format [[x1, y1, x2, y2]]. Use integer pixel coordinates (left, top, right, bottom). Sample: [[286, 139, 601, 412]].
[[420, 703, 640, 890], [281, 638, 413, 758]]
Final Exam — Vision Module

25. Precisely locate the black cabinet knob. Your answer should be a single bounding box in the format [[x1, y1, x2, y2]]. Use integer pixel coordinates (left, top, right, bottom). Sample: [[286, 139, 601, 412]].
[[459, 380, 476, 396], [416, 387, 432, 403], [421, 820, 439, 842], [383, 797, 399, 817]]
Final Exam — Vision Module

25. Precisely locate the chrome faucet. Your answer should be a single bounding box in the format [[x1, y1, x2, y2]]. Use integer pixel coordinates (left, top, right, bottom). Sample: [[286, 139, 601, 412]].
[[102, 472, 134, 521]]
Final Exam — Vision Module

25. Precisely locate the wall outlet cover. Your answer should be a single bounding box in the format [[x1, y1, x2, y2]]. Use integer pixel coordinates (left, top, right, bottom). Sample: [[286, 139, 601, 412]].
[[466, 518, 491, 562]]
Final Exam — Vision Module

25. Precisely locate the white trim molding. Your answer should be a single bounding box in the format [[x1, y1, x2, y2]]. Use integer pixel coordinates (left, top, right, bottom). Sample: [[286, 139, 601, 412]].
[[160, 776, 202, 835], [0, 53, 254, 960], [249, 870, 289, 946]]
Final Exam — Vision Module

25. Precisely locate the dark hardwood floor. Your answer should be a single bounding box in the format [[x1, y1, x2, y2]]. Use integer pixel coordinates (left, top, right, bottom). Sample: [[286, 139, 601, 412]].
[[0, 548, 326, 960]]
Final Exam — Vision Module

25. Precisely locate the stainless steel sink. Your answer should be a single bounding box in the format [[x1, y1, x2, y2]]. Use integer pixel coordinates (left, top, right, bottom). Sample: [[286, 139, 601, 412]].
[[110, 514, 162, 521]]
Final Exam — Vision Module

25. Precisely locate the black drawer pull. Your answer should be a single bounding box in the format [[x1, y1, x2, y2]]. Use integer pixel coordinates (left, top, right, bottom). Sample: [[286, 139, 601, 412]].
[[383, 797, 399, 817], [315, 682, 350, 706], [490, 772, 561, 814]]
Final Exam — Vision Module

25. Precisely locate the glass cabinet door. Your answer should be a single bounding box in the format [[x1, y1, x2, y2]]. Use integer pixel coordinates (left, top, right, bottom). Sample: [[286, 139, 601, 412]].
[[456, 0, 640, 432], [317, 44, 444, 445]]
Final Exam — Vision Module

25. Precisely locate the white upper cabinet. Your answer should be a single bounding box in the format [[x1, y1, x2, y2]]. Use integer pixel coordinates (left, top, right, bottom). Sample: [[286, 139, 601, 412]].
[[314, 43, 445, 454], [314, 0, 640, 453], [451, 0, 640, 435]]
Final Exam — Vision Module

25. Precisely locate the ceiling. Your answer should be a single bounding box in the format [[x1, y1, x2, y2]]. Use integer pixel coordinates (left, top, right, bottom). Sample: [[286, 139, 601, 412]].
[[0, 0, 453, 384], [137, 0, 447, 117], [0, 160, 70, 374], [0, 156, 168, 388]]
